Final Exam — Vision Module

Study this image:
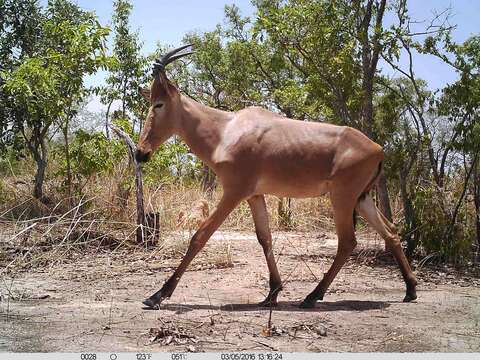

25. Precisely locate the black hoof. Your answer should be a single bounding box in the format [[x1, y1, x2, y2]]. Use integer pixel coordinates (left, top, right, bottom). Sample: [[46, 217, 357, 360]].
[[142, 297, 161, 309], [403, 292, 417, 302]]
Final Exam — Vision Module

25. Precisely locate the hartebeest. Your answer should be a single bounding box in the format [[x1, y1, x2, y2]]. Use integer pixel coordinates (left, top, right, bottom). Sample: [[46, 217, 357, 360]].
[[136, 45, 417, 309]]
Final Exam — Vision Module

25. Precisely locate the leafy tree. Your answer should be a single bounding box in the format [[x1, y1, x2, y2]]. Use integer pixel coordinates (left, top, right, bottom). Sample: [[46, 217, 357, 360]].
[[0, 0, 43, 153], [377, 28, 480, 262], [375, 77, 431, 256], [59, 129, 124, 190], [253, 0, 363, 124], [99, 0, 148, 138], [433, 36, 480, 258], [1, 0, 109, 200]]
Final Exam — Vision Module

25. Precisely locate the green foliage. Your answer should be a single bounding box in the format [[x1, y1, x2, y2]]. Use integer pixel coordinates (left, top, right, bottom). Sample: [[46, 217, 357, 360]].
[[165, 4, 315, 120], [142, 139, 199, 185], [107, 115, 199, 185], [253, 0, 362, 123], [99, 0, 148, 133], [0, 0, 43, 149], [0, 0, 109, 199], [0, 147, 25, 176], [171, 26, 259, 111], [2, 1, 109, 118], [50, 129, 124, 197], [0, 0, 478, 266], [436, 36, 480, 155], [69, 130, 124, 178], [112, 115, 137, 140], [373, 32, 480, 263], [412, 184, 474, 262]]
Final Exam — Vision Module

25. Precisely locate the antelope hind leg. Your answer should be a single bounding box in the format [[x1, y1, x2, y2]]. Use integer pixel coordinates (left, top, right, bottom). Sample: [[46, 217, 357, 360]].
[[356, 194, 417, 302]]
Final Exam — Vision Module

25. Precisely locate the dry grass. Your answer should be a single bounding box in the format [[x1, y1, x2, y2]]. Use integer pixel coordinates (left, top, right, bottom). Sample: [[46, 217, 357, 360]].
[[0, 173, 337, 275], [1, 170, 336, 232], [140, 183, 335, 233], [177, 199, 209, 230]]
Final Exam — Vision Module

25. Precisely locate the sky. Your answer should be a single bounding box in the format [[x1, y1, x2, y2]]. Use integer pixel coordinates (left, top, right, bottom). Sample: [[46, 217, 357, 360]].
[[65, 0, 479, 112], [381, 0, 479, 89]]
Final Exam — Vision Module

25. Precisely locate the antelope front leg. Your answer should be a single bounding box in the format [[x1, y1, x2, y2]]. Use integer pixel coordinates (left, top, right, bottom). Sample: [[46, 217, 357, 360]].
[[248, 195, 283, 307], [143, 194, 241, 309]]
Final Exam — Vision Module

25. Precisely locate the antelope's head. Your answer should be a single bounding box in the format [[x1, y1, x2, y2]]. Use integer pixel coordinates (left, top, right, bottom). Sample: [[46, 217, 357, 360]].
[[135, 44, 193, 163]]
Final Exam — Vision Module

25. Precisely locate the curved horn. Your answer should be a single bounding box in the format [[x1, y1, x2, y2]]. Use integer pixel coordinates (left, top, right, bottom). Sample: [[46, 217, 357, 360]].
[[164, 50, 193, 66], [160, 44, 192, 64], [152, 44, 193, 76]]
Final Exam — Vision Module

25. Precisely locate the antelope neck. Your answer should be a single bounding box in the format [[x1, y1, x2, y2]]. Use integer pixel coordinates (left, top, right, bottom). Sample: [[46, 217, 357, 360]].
[[175, 95, 232, 166]]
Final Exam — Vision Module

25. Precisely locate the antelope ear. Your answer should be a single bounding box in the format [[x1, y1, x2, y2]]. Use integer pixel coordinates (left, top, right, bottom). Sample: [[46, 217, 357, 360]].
[[139, 87, 151, 101]]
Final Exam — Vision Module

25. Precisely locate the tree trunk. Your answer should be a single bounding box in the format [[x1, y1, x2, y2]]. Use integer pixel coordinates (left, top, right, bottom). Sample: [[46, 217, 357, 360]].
[[360, 76, 375, 137], [201, 163, 216, 194], [134, 159, 147, 243], [399, 173, 417, 257], [33, 137, 48, 202], [122, 80, 127, 125], [474, 159, 480, 264], [105, 100, 113, 139], [278, 197, 293, 229], [377, 172, 393, 222], [33, 156, 47, 201], [63, 120, 73, 205], [355, 0, 392, 225], [110, 124, 156, 246]]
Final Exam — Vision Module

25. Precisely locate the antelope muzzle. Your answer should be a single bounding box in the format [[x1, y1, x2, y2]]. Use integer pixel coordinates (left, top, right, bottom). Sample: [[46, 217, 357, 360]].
[[135, 148, 152, 163]]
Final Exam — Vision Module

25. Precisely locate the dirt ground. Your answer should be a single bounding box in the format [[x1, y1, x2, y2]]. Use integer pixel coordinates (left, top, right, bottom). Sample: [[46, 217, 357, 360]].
[[1, 229, 479, 352]]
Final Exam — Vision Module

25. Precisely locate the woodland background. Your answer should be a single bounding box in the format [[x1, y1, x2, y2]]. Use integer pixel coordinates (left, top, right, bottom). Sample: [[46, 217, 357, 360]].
[[1, 0, 479, 269]]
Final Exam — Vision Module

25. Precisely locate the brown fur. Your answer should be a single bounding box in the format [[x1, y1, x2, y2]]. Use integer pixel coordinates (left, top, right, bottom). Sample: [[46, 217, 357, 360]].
[[136, 66, 417, 309]]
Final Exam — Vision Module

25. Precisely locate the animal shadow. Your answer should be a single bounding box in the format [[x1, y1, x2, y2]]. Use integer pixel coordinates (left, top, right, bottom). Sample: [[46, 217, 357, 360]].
[[146, 299, 390, 313], [221, 300, 390, 312]]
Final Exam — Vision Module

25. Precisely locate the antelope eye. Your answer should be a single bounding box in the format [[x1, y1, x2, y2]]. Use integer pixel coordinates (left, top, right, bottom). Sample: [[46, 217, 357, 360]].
[[153, 103, 164, 109]]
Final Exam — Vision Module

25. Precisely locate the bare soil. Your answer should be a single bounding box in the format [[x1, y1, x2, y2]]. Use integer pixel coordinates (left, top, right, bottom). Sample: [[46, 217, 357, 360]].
[[1, 230, 479, 352]]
